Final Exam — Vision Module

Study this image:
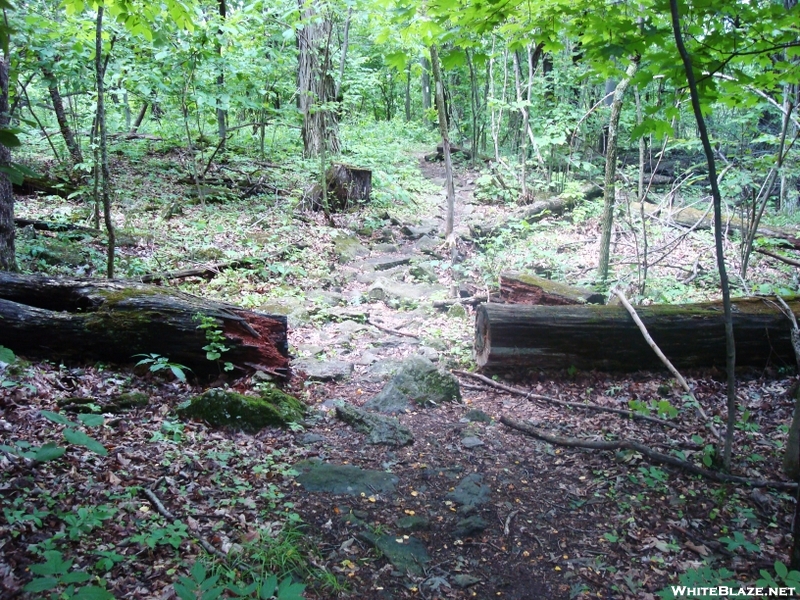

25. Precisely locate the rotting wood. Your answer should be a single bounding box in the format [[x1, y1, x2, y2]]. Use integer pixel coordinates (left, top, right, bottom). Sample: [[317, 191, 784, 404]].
[[14, 218, 100, 235], [500, 272, 605, 305], [453, 370, 688, 432], [137, 257, 268, 283], [500, 416, 797, 490], [305, 163, 372, 212], [432, 293, 500, 309], [0, 272, 288, 377], [474, 297, 800, 372]]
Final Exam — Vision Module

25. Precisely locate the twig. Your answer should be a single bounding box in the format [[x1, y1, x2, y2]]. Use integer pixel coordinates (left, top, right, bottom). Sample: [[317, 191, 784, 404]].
[[367, 319, 419, 339], [612, 289, 722, 442], [499, 416, 796, 490], [503, 509, 519, 537], [432, 293, 498, 308], [754, 247, 800, 268], [452, 370, 688, 432]]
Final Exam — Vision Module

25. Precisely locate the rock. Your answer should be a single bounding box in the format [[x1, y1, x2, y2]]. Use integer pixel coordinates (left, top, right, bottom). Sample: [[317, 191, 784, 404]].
[[395, 516, 431, 532], [409, 263, 439, 283], [447, 303, 468, 318], [335, 402, 414, 446], [447, 474, 490, 509], [463, 409, 492, 423], [364, 359, 403, 382], [416, 346, 439, 362], [453, 515, 488, 538], [373, 243, 400, 253], [369, 278, 447, 304], [452, 574, 482, 589], [359, 255, 414, 271], [295, 344, 324, 357], [294, 460, 398, 495], [257, 297, 310, 327], [364, 356, 461, 414], [109, 391, 149, 411], [401, 224, 437, 240], [325, 306, 369, 323], [461, 436, 485, 449], [332, 232, 370, 263], [299, 433, 325, 445], [177, 388, 305, 432], [307, 289, 346, 307], [292, 359, 353, 381], [356, 266, 405, 285], [413, 234, 441, 254], [359, 532, 430, 576], [354, 351, 379, 366]]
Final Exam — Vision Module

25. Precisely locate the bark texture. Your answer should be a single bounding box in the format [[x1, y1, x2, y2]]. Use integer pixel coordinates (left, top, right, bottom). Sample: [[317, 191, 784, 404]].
[[0, 273, 289, 377], [499, 272, 605, 305], [475, 298, 798, 372], [42, 67, 83, 165], [0, 57, 14, 271]]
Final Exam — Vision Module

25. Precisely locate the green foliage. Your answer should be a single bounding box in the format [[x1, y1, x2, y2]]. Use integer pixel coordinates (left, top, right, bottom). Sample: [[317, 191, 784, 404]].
[[130, 521, 190, 550], [24, 550, 114, 599], [175, 561, 305, 600], [134, 353, 192, 383], [194, 314, 234, 372], [1, 410, 106, 462], [718, 531, 760, 553]]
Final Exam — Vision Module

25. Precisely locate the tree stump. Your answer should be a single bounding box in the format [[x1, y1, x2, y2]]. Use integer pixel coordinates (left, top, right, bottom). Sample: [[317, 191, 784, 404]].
[[306, 163, 372, 212]]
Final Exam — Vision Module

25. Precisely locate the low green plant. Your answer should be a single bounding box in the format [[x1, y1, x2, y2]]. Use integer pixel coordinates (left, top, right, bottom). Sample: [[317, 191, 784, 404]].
[[130, 520, 190, 550], [193, 314, 234, 372], [718, 531, 760, 553], [1, 411, 106, 462], [757, 560, 800, 592], [175, 561, 306, 600], [133, 353, 192, 383], [24, 550, 114, 599]]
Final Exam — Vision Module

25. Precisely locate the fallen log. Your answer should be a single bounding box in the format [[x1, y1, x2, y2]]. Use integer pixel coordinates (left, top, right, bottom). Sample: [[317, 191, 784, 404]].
[[474, 297, 798, 372], [635, 202, 800, 249], [15, 218, 100, 235], [499, 272, 605, 305], [0, 273, 289, 377]]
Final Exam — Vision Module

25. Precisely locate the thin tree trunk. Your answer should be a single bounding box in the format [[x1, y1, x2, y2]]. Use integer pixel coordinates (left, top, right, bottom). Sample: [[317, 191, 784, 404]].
[[512, 51, 529, 198], [429, 45, 455, 241], [42, 66, 83, 164], [0, 57, 15, 271], [95, 6, 115, 278], [130, 102, 148, 134], [404, 62, 412, 122], [216, 0, 227, 148], [421, 55, 431, 112], [466, 49, 478, 168], [597, 60, 638, 281], [670, 0, 737, 469], [335, 8, 351, 102]]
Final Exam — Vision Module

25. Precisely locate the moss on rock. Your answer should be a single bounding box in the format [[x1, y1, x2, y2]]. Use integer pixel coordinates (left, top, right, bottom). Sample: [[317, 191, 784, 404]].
[[177, 388, 305, 432]]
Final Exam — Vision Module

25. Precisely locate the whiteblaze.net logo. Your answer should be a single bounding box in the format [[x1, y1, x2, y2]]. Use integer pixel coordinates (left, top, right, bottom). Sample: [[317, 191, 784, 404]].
[[670, 586, 798, 597]]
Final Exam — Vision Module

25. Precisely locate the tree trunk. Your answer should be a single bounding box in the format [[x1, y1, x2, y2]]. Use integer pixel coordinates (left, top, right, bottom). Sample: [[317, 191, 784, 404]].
[[404, 62, 412, 122], [500, 272, 605, 305], [306, 163, 371, 212], [42, 67, 83, 165], [216, 0, 227, 148], [130, 102, 148, 134], [95, 7, 115, 278], [420, 56, 431, 112], [0, 56, 14, 271], [429, 45, 455, 241], [296, 0, 339, 158], [0, 273, 289, 377], [597, 60, 638, 281], [474, 297, 798, 372]]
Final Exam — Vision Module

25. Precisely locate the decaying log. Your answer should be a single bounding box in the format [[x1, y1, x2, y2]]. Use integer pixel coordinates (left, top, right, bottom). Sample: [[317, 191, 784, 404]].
[[13, 175, 77, 198], [469, 183, 602, 240], [0, 273, 288, 377], [500, 416, 796, 490], [500, 272, 605, 305], [636, 202, 800, 249], [475, 297, 799, 372], [15, 218, 100, 235], [137, 257, 269, 283]]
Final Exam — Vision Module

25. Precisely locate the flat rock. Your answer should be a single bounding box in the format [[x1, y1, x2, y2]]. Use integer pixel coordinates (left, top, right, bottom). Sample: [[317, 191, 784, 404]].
[[369, 278, 446, 303], [452, 574, 482, 588], [359, 532, 430, 576], [461, 436, 485, 449], [401, 224, 437, 240], [395, 516, 431, 532], [332, 232, 370, 263], [359, 255, 415, 272], [335, 402, 414, 446], [356, 265, 405, 284], [292, 359, 353, 381], [413, 235, 441, 255], [364, 356, 461, 414], [364, 359, 403, 382], [372, 243, 400, 253], [447, 474, 490, 509], [295, 460, 398, 496], [326, 306, 369, 322], [307, 289, 346, 307]]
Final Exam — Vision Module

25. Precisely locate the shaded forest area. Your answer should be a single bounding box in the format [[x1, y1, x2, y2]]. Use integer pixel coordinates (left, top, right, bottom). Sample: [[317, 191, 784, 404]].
[[0, 0, 800, 599]]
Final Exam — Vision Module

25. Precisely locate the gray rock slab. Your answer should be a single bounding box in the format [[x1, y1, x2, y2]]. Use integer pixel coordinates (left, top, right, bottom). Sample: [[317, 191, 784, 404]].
[[307, 289, 346, 307], [333, 232, 369, 263], [364, 356, 461, 414], [360, 532, 430, 576], [326, 306, 369, 322], [292, 359, 353, 381], [447, 473, 490, 509], [372, 243, 400, 253], [413, 235, 441, 255], [360, 255, 414, 271], [335, 402, 414, 446], [461, 436, 485, 449], [452, 574, 482, 589], [369, 278, 446, 303], [294, 460, 398, 496], [364, 359, 403, 382], [401, 224, 437, 240]]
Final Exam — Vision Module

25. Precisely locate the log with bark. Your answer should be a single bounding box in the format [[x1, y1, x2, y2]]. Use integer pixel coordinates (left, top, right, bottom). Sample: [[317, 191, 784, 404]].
[[469, 183, 602, 240], [0, 273, 289, 377], [13, 174, 77, 198], [499, 272, 605, 305], [635, 201, 800, 249], [475, 297, 799, 372]]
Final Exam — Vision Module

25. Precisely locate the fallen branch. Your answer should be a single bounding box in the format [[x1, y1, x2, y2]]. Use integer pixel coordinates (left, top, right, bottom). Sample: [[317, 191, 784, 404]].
[[137, 257, 266, 283], [453, 370, 688, 432], [367, 319, 419, 339], [754, 247, 800, 268], [15, 218, 100, 235], [432, 293, 498, 308], [612, 288, 722, 442], [499, 416, 796, 490]]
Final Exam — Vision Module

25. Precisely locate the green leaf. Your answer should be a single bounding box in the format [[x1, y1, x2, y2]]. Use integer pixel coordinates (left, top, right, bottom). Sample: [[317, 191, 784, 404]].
[[170, 365, 187, 383], [63, 429, 108, 456], [72, 585, 115, 600], [78, 414, 105, 428], [23, 577, 59, 593], [0, 128, 21, 147], [776, 561, 789, 579], [0, 345, 14, 363], [33, 442, 66, 462], [61, 571, 92, 584], [41, 410, 73, 426]]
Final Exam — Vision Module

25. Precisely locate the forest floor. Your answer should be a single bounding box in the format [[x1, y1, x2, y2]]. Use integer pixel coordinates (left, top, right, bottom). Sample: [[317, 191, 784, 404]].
[[2, 135, 800, 600]]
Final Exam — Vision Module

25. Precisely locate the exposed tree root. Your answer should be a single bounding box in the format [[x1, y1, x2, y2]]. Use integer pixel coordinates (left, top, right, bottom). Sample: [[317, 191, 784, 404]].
[[499, 416, 796, 490]]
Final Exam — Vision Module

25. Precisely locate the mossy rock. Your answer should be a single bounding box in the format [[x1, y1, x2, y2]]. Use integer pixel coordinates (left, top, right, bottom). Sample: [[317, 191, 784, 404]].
[[177, 388, 305, 432]]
